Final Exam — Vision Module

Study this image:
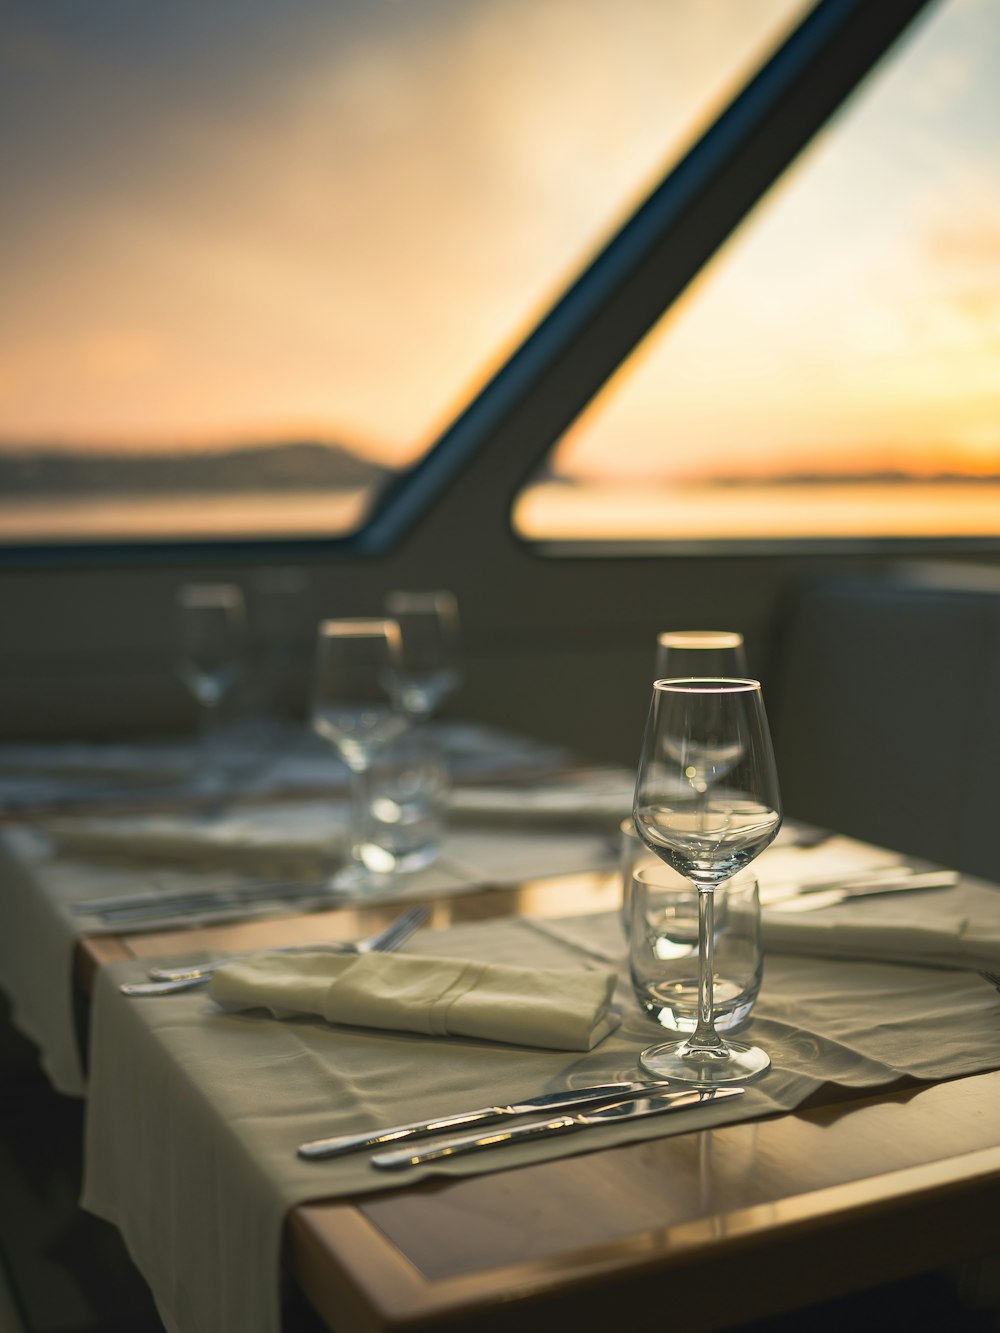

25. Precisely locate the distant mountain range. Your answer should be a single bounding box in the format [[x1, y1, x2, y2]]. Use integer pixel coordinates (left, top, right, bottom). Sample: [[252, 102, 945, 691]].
[[0, 441, 389, 495], [699, 468, 1000, 487], [3, 442, 995, 498]]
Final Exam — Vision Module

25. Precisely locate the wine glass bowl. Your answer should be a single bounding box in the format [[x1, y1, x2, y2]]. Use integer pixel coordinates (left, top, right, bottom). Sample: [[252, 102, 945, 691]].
[[176, 582, 246, 709], [632, 677, 782, 1084], [384, 589, 461, 721], [654, 629, 747, 681]]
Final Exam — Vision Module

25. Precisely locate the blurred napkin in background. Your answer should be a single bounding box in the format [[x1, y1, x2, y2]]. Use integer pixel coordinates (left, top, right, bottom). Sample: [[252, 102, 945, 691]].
[[754, 835, 906, 903], [42, 763, 634, 872], [448, 767, 635, 829], [749, 832, 1000, 971], [760, 862, 999, 973], [45, 802, 346, 876], [0, 721, 572, 814], [209, 951, 621, 1051]]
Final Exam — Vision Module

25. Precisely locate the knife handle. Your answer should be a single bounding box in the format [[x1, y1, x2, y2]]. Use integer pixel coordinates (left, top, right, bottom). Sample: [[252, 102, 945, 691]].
[[298, 1106, 507, 1160], [371, 1114, 580, 1170]]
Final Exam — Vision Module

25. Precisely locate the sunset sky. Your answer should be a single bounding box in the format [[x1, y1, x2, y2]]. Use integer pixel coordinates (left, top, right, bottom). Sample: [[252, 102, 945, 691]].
[[0, 0, 996, 485], [555, 0, 1000, 484]]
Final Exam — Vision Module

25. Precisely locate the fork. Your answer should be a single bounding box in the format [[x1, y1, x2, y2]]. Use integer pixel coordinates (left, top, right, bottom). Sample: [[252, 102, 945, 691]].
[[119, 904, 429, 996], [978, 969, 1000, 993]]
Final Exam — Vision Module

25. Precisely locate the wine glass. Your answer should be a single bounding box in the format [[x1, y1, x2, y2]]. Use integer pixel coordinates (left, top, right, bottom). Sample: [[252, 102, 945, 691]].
[[175, 582, 246, 793], [383, 589, 461, 722], [310, 618, 409, 894], [632, 677, 782, 1084], [654, 629, 747, 679]]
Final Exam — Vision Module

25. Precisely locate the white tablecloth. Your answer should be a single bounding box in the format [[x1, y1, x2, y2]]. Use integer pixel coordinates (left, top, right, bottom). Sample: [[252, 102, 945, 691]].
[[0, 800, 621, 1095], [80, 907, 1000, 1333]]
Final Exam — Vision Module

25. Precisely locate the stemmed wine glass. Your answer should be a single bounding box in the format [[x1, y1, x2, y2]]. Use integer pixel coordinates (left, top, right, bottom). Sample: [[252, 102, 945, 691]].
[[383, 589, 461, 722], [655, 629, 747, 679], [175, 582, 247, 793], [632, 677, 782, 1084], [310, 618, 409, 894]]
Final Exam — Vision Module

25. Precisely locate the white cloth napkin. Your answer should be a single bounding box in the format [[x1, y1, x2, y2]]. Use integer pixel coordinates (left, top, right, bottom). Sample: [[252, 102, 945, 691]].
[[754, 836, 906, 901], [762, 877, 1000, 971], [45, 801, 347, 873], [209, 950, 621, 1050], [449, 767, 634, 827]]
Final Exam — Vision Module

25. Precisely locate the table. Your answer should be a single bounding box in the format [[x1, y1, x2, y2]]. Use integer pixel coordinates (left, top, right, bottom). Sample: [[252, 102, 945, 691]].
[[77, 873, 1000, 1333]]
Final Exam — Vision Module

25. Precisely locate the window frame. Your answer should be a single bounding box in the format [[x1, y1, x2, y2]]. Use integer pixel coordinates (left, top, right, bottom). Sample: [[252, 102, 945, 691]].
[[7, 0, 983, 571]]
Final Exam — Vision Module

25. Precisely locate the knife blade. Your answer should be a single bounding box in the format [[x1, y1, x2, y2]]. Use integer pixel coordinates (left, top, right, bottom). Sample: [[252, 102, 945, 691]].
[[370, 1086, 745, 1170], [764, 869, 958, 912], [297, 1081, 669, 1160]]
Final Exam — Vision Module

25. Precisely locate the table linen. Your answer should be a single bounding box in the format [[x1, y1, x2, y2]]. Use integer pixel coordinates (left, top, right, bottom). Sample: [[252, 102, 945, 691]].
[[0, 722, 572, 816], [81, 908, 1000, 1333], [0, 801, 619, 1095]]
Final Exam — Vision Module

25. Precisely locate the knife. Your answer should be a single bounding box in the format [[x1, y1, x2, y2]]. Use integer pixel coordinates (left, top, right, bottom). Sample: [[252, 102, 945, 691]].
[[298, 1081, 671, 1160], [370, 1086, 745, 1170], [73, 878, 330, 920], [764, 869, 958, 912]]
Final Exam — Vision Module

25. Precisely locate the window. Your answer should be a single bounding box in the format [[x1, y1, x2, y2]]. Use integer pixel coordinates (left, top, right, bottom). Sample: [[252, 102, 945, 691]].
[[0, 0, 809, 546], [514, 0, 1000, 545]]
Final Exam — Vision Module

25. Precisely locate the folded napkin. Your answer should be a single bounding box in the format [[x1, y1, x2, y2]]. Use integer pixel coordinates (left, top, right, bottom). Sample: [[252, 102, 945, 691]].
[[0, 739, 191, 782], [755, 836, 905, 902], [762, 880, 1000, 972], [46, 801, 346, 873], [449, 767, 634, 829], [209, 951, 621, 1051]]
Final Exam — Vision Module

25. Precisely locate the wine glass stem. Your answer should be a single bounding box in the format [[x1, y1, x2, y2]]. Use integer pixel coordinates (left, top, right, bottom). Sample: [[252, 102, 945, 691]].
[[688, 884, 727, 1053], [197, 698, 224, 791], [348, 763, 374, 866]]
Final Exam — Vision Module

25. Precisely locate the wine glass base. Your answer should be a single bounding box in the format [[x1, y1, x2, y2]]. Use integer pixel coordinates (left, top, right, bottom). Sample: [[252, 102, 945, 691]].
[[639, 1038, 770, 1086], [325, 862, 394, 898]]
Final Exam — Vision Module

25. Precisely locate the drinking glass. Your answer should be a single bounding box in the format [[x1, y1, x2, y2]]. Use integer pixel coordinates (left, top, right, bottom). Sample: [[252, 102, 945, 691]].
[[632, 677, 782, 1084], [175, 582, 246, 793], [375, 589, 461, 870], [383, 589, 461, 721], [310, 618, 409, 894], [628, 862, 763, 1034], [654, 629, 747, 679]]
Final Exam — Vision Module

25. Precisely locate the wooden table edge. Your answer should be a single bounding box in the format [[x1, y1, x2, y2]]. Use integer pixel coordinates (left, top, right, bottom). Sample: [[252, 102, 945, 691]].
[[286, 1074, 1000, 1333]]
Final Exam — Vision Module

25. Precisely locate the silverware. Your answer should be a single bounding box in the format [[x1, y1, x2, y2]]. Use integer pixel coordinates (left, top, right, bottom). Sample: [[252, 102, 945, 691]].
[[763, 869, 958, 912], [370, 1086, 745, 1170], [297, 1079, 668, 1160], [74, 877, 332, 922], [147, 904, 429, 981], [979, 969, 1000, 993], [119, 904, 428, 996]]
